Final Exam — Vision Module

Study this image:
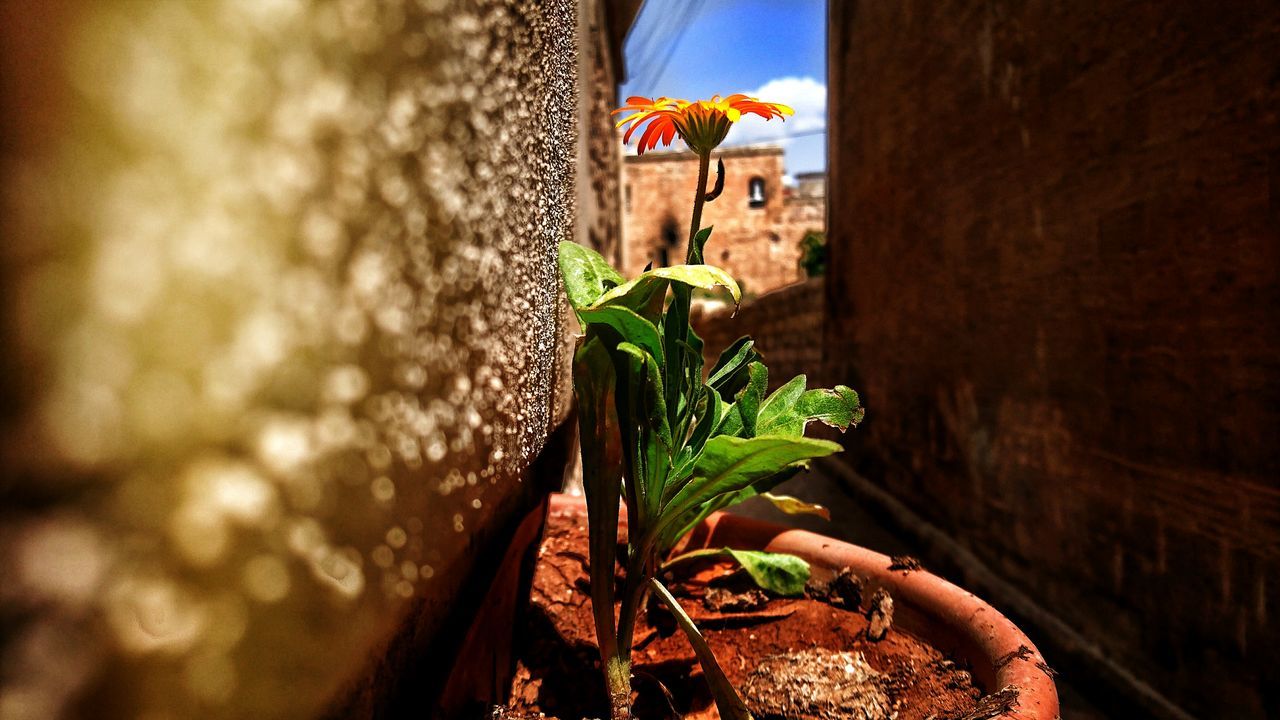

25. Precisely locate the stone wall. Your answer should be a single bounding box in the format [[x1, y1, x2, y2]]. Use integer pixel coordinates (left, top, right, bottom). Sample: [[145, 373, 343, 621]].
[[577, 0, 626, 266], [622, 146, 818, 296], [0, 1, 593, 718], [827, 2, 1280, 717], [693, 279, 825, 394]]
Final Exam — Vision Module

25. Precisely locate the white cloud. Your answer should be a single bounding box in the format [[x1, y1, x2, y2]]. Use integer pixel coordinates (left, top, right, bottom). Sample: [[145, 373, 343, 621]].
[[726, 76, 826, 147]]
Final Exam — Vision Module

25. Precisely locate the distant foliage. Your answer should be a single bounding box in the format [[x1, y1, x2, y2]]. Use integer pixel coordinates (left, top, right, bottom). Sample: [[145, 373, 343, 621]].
[[798, 230, 828, 277]]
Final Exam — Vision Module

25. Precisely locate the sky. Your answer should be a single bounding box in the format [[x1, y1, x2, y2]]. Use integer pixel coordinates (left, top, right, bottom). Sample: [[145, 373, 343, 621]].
[[619, 0, 827, 178]]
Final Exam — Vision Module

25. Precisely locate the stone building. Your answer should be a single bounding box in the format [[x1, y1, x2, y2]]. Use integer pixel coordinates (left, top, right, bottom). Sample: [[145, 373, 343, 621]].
[[621, 145, 824, 295]]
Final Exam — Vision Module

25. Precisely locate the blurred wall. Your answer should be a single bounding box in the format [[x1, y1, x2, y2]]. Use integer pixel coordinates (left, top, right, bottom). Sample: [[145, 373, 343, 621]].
[[827, 2, 1279, 717], [0, 0, 590, 718], [692, 278, 825, 395], [621, 146, 810, 295]]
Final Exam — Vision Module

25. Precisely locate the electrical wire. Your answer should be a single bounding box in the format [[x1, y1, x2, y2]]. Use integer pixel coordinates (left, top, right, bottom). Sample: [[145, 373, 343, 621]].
[[623, 0, 708, 92], [719, 127, 827, 148]]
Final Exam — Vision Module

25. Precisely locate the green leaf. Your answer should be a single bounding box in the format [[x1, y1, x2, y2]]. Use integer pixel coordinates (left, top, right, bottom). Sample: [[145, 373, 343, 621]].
[[685, 386, 723, 461], [795, 385, 865, 431], [662, 465, 804, 550], [725, 548, 811, 596], [662, 434, 840, 529], [759, 492, 831, 521], [757, 379, 865, 437], [689, 226, 713, 264], [663, 282, 693, 434], [612, 342, 672, 523], [648, 578, 753, 720], [578, 305, 664, 366], [706, 336, 759, 401], [592, 264, 740, 310], [718, 361, 768, 438], [756, 374, 808, 434], [559, 241, 623, 310], [572, 337, 623, 662]]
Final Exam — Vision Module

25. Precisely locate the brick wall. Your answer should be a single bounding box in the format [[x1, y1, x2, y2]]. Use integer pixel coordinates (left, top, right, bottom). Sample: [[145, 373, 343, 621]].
[[827, 2, 1280, 717], [622, 146, 817, 295], [693, 279, 825, 394]]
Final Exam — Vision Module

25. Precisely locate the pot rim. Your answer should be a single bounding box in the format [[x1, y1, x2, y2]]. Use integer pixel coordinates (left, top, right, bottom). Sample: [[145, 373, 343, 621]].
[[548, 492, 1060, 720]]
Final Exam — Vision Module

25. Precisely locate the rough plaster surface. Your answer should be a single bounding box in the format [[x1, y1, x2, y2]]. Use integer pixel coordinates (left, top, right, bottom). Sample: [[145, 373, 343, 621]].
[[0, 0, 577, 717], [827, 2, 1279, 717]]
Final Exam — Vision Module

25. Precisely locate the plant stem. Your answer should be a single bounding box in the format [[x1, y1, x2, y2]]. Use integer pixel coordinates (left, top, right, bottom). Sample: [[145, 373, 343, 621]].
[[615, 551, 650, 657], [605, 654, 631, 720], [687, 150, 712, 259], [609, 551, 650, 720]]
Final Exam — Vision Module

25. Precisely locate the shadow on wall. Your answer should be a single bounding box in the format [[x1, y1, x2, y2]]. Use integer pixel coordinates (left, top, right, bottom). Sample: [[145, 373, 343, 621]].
[[0, 1, 577, 718], [825, 2, 1280, 718]]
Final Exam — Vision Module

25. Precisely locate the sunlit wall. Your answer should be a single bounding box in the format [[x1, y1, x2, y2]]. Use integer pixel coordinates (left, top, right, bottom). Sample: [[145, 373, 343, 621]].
[[0, 0, 576, 717]]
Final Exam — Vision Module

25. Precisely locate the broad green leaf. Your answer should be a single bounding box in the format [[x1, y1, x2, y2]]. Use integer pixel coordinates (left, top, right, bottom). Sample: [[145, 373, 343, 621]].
[[756, 374, 808, 433], [592, 264, 741, 310], [662, 466, 804, 551], [648, 578, 753, 720], [662, 434, 840, 530], [796, 385, 865, 430], [559, 241, 623, 310], [725, 548, 811, 596], [572, 337, 623, 661], [757, 381, 865, 437], [706, 336, 759, 401], [578, 305, 664, 365], [760, 492, 831, 521]]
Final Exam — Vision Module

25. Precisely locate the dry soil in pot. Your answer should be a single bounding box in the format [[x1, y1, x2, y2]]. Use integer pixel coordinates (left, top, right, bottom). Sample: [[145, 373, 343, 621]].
[[500, 509, 985, 720]]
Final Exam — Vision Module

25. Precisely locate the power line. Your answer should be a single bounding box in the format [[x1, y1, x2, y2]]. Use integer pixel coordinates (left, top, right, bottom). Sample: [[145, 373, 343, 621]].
[[624, 0, 708, 92], [719, 127, 827, 148]]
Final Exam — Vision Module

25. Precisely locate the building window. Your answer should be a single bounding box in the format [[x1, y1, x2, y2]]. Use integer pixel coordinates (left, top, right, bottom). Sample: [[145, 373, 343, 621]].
[[657, 217, 679, 268], [624, 184, 632, 212], [748, 177, 766, 208]]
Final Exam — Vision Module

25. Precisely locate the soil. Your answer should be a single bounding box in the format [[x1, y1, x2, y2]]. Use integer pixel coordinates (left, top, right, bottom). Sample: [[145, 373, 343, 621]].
[[504, 512, 983, 720]]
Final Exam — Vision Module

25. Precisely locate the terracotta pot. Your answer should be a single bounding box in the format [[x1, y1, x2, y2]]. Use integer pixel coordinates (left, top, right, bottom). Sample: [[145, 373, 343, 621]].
[[547, 492, 1060, 720]]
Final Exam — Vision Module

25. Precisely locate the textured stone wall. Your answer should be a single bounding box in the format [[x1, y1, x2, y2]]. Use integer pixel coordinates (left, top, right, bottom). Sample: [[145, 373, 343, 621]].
[[0, 1, 579, 718], [827, 2, 1280, 717], [622, 146, 817, 296], [693, 279, 825, 394], [577, 0, 625, 266]]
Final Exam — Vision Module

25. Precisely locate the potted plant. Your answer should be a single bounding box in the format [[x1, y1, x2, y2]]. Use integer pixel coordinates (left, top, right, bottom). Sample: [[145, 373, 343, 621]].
[[497, 94, 1059, 720]]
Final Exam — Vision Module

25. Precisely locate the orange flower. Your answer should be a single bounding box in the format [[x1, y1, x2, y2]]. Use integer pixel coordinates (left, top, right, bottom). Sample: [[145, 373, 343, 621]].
[[612, 94, 794, 155]]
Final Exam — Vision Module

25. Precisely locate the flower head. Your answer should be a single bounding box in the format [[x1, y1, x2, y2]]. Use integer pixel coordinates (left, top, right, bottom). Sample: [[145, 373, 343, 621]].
[[612, 94, 794, 155]]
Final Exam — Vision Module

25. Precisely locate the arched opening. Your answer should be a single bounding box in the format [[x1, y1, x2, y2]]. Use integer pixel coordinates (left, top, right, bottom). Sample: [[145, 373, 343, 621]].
[[656, 216, 679, 267], [748, 176, 766, 208]]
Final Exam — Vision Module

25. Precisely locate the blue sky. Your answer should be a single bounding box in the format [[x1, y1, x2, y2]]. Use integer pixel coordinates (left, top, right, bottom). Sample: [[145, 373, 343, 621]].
[[619, 0, 827, 176]]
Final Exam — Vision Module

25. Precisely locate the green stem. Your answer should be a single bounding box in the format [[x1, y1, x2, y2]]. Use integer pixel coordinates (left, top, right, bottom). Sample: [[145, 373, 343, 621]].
[[615, 551, 650, 656], [687, 150, 712, 259], [607, 550, 651, 720]]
